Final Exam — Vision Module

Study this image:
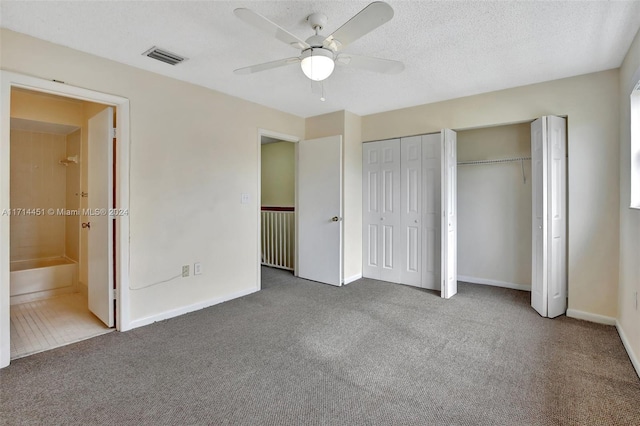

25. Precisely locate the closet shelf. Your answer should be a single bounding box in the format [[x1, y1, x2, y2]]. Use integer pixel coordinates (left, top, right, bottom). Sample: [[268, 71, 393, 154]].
[[457, 156, 531, 166]]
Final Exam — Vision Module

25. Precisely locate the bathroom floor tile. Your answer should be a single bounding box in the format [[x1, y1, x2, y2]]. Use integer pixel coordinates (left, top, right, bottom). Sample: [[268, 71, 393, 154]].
[[10, 293, 113, 359]]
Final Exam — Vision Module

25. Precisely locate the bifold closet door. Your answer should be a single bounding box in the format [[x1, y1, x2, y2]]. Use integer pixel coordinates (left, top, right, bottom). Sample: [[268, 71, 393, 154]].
[[441, 129, 458, 299], [362, 140, 401, 283], [400, 137, 422, 286], [531, 116, 567, 318], [422, 134, 441, 291]]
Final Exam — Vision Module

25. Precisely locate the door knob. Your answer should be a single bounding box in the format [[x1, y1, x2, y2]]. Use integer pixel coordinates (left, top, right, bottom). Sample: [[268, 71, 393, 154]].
[[331, 216, 342, 222], [380, 217, 385, 221], [414, 220, 419, 223], [82, 222, 90, 229]]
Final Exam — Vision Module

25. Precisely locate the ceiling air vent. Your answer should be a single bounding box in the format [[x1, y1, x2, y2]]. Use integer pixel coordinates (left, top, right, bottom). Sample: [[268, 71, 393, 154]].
[[142, 46, 186, 65]]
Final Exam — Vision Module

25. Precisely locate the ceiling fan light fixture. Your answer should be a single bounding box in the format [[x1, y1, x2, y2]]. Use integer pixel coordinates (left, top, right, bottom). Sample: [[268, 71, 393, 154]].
[[300, 48, 335, 81]]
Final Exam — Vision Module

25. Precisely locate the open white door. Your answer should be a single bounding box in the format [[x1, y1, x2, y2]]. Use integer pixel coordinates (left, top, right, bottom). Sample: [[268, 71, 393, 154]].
[[298, 135, 343, 286], [88, 107, 114, 327], [441, 129, 457, 298], [531, 116, 567, 318]]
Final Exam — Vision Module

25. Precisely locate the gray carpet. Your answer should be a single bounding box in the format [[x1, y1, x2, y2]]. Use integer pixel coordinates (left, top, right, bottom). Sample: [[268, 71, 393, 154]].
[[1, 267, 639, 425]]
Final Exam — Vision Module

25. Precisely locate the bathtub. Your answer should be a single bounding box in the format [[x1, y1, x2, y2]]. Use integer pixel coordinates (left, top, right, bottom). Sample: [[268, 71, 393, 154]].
[[10, 257, 78, 304]]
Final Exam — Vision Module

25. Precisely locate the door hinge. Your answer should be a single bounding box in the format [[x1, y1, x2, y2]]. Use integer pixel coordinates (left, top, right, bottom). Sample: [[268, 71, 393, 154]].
[[112, 128, 117, 138], [111, 289, 117, 301]]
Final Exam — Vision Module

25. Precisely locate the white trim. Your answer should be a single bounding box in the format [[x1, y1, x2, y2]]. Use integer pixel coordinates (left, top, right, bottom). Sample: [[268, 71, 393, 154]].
[[566, 309, 616, 325], [344, 273, 362, 285], [128, 287, 258, 330], [458, 275, 531, 292], [0, 71, 132, 367], [257, 129, 300, 290], [616, 320, 640, 379]]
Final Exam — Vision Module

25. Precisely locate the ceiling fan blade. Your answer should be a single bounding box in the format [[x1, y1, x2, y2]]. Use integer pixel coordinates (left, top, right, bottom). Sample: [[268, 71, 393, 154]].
[[234, 57, 301, 75], [234, 8, 310, 50], [323, 2, 393, 51], [336, 54, 404, 74]]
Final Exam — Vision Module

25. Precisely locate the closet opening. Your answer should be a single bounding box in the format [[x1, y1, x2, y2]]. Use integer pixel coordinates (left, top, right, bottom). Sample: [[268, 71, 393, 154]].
[[362, 117, 567, 317], [258, 131, 298, 288], [7, 88, 116, 359], [457, 122, 533, 293]]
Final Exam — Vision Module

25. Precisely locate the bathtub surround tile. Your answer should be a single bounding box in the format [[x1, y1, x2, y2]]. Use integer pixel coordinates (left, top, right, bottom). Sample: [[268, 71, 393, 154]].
[[9, 293, 112, 359], [10, 129, 68, 261]]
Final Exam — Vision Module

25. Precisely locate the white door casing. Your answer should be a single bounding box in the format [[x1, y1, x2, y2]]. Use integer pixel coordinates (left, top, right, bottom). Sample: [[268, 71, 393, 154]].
[[531, 116, 567, 318], [400, 136, 422, 287], [362, 139, 401, 283], [88, 107, 114, 327], [422, 134, 441, 291], [441, 129, 457, 299], [298, 135, 343, 286]]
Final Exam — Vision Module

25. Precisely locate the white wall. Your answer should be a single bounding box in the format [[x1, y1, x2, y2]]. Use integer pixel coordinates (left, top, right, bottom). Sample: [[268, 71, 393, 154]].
[[1, 29, 305, 323], [618, 28, 640, 372], [363, 69, 620, 318], [457, 123, 532, 289]]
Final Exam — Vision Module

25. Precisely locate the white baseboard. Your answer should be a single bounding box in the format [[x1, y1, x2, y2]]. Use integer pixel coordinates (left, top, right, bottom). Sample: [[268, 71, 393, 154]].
[[344, 273, 362, 285], [616, 320, 640, 379], [458, 275, 531, 292], [566, 309, 616, 325], [127, 287, 258, 330]]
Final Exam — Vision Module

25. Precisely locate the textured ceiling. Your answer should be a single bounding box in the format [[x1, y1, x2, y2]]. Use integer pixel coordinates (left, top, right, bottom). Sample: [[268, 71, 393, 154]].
[[1, 1, 639, 118]]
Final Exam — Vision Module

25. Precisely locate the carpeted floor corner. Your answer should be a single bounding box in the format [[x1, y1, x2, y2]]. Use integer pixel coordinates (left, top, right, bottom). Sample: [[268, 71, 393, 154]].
[[1, 266, 639, 425]]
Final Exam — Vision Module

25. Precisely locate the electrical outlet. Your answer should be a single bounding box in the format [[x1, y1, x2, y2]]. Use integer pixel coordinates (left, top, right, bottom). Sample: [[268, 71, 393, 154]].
[[241, 193, 250, 204], [194, 262, 202, 275], [182, 265, 190, 277]]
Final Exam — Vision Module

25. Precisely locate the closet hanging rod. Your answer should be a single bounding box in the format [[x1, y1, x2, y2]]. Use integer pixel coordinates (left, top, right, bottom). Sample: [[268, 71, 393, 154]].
[[457, 156, 531, 166]]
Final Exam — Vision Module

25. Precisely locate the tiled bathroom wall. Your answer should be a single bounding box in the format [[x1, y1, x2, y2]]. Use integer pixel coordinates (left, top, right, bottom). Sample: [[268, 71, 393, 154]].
[[10, 129, 67, 261]]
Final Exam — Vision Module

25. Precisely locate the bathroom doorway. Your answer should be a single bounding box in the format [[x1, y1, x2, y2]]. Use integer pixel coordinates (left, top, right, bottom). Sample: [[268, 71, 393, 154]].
[[0, 71, 132, 368], [8, 88, 114, 359]]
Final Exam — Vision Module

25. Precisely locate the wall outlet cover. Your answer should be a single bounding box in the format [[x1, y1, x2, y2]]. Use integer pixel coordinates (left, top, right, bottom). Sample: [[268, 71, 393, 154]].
[[194, 262, 202, 275], [182, 265, 190, 277]]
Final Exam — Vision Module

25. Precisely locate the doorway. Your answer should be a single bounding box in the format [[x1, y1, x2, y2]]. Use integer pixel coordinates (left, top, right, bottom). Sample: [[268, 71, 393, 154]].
[[258, 130, 299, 288], [7, 88, 114, 359], [456, 117, 568, 317], [0, 71, 131, 369]]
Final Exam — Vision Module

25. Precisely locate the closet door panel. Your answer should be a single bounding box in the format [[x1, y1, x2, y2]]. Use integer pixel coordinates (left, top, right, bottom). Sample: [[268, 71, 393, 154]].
[[362, 140, 401, 282], [422, 134, 441, 290], [363, 141, 383, 279], [379, 141, 401, 283], [400, 136, 422, 286]]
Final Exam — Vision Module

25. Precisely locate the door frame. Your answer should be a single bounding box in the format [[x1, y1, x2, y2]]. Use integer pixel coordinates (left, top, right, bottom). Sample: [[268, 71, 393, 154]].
[[0, 71, 131, 368], [256, 129, 300, 290]]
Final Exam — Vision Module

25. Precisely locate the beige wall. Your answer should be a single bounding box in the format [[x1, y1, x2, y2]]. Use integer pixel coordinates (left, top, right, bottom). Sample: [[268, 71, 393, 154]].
[[363, 69, 620, 318], [261, 142, 295, 207], [457, 123, 532, 288], [305, 110, 363, 282], [9, 129, 67, 261], [618, 29, 640, 370], [1, 29, 305, 322], [343, 111, 362, 282], [65, 129, 81, 262]]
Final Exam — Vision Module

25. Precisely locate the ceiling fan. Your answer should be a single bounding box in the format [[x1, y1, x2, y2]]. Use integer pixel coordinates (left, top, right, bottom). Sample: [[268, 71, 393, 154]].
[[233, 1, 404, 82]]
